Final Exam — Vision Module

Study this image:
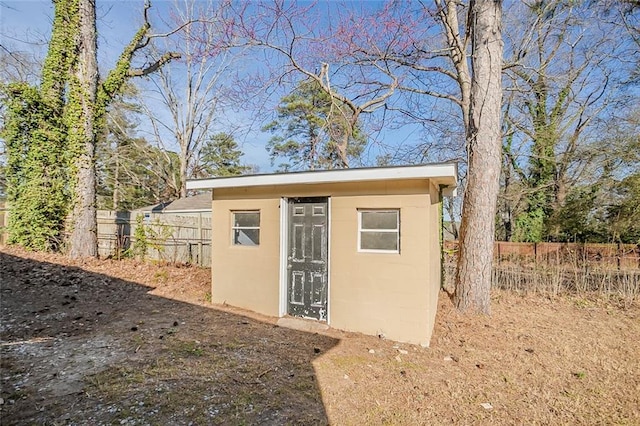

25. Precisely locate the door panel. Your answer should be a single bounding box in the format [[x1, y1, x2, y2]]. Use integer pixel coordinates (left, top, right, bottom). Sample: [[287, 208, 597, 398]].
[[310, 272, 326, 306], [287, 197, 328, 320], [311, 224, 325, 263], [292, 223, 305, 261], [290, 272, 305, 305]]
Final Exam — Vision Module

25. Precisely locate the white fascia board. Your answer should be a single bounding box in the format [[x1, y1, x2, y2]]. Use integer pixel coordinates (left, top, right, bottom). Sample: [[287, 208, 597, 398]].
[[187, 163, 457, 191]]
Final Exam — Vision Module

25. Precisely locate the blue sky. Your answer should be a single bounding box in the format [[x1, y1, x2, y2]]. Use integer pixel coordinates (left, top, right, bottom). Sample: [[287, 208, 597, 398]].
[[1, 1, 431, 173], [2, 1, 637, 174], [2, 1, 143, 64], [1, 1, 274, 170]]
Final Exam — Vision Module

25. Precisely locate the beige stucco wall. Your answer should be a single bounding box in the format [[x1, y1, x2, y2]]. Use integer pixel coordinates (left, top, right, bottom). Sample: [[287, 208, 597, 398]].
[[211, 198, 281, 317], [329, 185, 440, 345], [211, 178, 443, 345]]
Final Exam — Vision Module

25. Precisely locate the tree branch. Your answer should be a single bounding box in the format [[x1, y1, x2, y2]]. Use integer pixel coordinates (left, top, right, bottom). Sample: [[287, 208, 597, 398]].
[[127, 52, 182, 77]]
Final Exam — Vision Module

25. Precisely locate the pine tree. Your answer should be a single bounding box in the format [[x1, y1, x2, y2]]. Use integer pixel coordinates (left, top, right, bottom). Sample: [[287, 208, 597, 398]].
[[263, 79, 366, 171], [193, 133, 250, 178]]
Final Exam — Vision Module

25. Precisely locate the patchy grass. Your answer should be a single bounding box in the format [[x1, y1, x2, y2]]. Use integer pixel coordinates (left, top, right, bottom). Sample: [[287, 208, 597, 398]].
[[1, 246, 639, 425]]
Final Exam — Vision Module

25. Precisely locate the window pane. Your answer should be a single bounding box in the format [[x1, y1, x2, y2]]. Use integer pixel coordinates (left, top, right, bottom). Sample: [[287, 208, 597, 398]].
[[361, 211, 398, 230], [361, 231, 398, 251], [234, 212, 260, 227], [234, 228, 260, 246]]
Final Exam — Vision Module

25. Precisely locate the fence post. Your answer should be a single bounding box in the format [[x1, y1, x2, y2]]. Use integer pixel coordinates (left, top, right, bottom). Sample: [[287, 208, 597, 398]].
[[198, 213, 204, 266]]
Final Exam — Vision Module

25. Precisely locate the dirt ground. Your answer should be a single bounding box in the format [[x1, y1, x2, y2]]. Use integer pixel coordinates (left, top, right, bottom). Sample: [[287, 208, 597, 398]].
[[1, 247, 639, 425]]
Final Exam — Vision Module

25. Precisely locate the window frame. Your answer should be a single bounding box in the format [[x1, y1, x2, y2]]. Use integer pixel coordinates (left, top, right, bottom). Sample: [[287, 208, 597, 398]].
[[231, 210, 261, 246], [357, 209, 400, 254]]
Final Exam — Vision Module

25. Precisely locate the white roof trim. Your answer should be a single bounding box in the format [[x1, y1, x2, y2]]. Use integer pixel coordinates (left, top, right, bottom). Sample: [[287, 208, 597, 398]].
[[187, 163, 457, 191]]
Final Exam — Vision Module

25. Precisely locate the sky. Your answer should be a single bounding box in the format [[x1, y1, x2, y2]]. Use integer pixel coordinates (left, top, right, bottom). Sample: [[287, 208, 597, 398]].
[[0, 0, 436, 173], [1, 1, 278, 171], [0, 0, 423, 173], [1, 1, 172, 68]]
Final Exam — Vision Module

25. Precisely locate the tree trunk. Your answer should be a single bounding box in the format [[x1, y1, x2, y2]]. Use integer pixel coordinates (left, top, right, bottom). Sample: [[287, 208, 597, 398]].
[[437, 0, 472, 131], [454, 0, 503, 314], [180, 145, 188, 198], [113, 146, 120, 211], [69, 0, 98, 258]]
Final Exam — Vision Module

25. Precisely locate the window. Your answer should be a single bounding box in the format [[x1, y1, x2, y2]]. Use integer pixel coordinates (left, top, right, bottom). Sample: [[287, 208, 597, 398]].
[[232, 211, 260, 246], [358, 209, 400, 253]]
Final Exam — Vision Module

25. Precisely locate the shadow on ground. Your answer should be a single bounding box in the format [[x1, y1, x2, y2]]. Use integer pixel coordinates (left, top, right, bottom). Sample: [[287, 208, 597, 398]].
[[0, 251, 338, 425]]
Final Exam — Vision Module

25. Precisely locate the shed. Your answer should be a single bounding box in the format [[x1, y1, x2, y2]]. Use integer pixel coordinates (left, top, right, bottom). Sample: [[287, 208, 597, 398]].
[[186, 163, 457, 346]]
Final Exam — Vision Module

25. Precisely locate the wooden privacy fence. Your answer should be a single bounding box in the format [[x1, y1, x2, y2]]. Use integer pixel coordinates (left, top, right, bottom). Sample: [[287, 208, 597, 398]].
[[0, 208, 7, 245], [97, 210, 212, 267], [444, 241, 640, 270]]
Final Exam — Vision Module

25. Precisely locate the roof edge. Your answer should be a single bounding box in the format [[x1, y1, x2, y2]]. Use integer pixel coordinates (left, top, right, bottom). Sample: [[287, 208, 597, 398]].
[[186, 163, 458, 191]]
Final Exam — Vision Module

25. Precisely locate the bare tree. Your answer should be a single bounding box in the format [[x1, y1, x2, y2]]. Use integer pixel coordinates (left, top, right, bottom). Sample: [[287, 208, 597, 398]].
[[97, 91, 181, 210], [498, 1, 636, 242], [0, 46, 42, 85], [219, 1, 401, 168], [140, 0, 243, 198]]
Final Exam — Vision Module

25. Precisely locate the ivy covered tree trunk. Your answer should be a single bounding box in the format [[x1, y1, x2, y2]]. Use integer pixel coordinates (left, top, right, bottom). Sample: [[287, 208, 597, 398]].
[[2, 0, 78, 251], [453, 0, 504, 314], [2, 85, 68, 251], [68, 0, 99, 258], [2, 0, 180, 256]]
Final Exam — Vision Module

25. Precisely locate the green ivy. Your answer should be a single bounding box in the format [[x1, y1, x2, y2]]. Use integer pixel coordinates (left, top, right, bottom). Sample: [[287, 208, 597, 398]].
[[96, 22, 151, 126], [0, 0, 79, 251], [513, 208, 545, 243], [131, 215, 150, 260], [1, 0, 163, 253], [128, 215, 173, 261], [1, 84, 69, 250]]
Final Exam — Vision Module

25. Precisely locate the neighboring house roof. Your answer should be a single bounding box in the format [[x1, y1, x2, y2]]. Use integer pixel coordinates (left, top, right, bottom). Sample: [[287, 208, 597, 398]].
[[134, 192, 212, 214], [186, 163, 458, 194], [163, 192, 212, 212], [135, 201, 172, 213]]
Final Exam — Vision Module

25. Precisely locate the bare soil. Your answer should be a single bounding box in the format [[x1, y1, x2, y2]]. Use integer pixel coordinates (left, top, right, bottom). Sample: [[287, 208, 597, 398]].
[[1, 247, 639, 425]]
